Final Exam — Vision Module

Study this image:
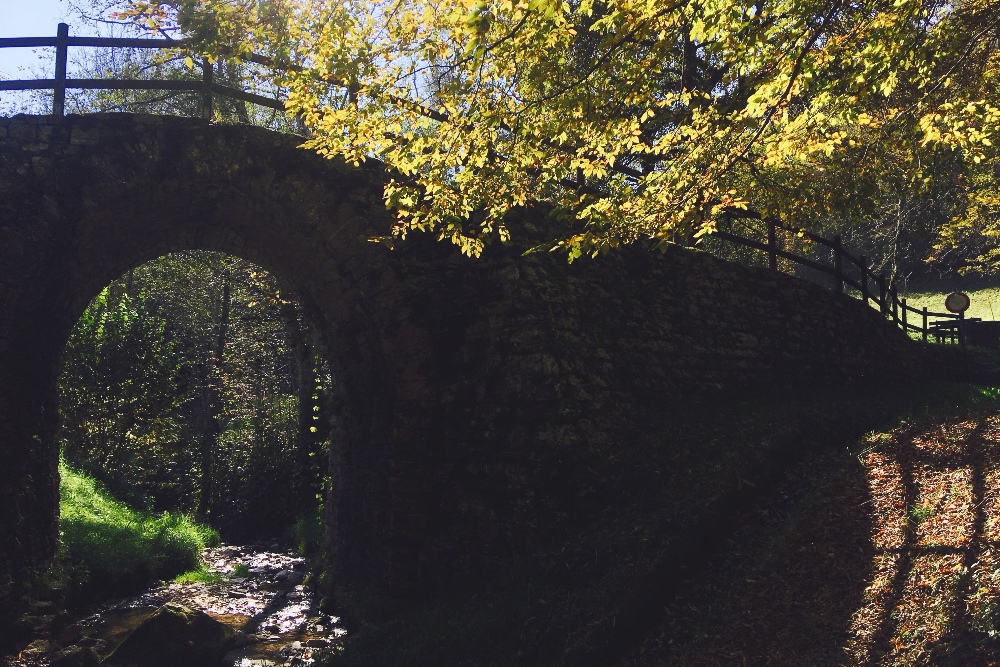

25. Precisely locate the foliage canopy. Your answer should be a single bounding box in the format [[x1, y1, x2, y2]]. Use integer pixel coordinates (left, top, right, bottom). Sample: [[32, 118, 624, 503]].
[[119, 0, 999, 268]]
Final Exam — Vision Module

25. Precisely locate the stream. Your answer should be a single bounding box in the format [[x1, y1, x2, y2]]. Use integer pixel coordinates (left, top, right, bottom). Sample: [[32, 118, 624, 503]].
[[6, 544, 346, 667]]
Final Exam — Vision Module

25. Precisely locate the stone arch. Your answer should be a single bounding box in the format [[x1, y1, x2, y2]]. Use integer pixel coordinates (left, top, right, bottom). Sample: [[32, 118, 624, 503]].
[[1, 112, 963, 629], [0, 114, 432, 610]]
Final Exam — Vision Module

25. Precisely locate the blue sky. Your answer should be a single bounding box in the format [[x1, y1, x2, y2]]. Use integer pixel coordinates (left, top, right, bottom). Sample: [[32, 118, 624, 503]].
[[0, 0, 74, 78]]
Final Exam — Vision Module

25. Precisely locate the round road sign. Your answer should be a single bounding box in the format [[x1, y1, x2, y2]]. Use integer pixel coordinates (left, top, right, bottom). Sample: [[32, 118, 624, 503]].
[[945, 291, 971, 313]]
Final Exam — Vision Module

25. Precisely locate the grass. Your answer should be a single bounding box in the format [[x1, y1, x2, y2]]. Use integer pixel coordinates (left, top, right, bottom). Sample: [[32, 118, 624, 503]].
[[58, 460, 219, 603], [887, 280, 1000, 345], [289, 514, 325, 558], [328, 382, 1000, 667], [174, 567, 228, 585], [906, 286, 1000, 320], [909, 503, 934, 523]]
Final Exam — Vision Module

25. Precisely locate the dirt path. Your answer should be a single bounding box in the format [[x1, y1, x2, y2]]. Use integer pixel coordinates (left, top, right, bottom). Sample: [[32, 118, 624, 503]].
[[7, 544, 344, 667], [617, 414, 1000, 667]]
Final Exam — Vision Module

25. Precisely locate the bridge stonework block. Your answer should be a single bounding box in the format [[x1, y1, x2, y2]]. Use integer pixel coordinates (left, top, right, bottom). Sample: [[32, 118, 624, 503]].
[[0, 114, 960, 626]]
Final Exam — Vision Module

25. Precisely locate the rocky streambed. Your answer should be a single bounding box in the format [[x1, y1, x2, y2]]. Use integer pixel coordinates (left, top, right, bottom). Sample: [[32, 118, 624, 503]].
[[5, 545, 346, 667]]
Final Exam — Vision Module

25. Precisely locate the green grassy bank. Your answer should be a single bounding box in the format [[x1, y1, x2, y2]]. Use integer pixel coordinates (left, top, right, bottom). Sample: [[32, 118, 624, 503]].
[[57, 461, 218, 603]]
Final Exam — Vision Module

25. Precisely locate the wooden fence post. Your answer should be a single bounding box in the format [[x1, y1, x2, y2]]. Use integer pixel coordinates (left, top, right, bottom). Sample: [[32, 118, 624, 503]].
[[901, 297, 908, 332], [201, 58, 214, 120], [53, 23, 69, 116], [833, 235, 844, 293], [767, 218, 777, 271], [860, 255, 869, 305], [878, 272, 888, 315], [891, 286, 898, 325], [922, 306, 928, 343]]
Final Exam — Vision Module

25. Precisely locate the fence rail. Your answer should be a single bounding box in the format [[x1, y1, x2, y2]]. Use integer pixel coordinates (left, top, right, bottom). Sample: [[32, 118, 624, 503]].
[[0, 25, 969, 345], [715, 212, 964, 344], [0, 23, 283, 118]]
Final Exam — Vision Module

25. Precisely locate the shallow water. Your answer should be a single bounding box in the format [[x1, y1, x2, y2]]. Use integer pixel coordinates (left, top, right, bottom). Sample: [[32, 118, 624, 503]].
[[6, 544, 346, 667]]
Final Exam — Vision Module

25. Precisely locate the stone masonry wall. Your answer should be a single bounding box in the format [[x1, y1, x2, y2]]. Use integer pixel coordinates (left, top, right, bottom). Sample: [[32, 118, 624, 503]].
[[388, 229, 962, 579], [0, 114, 960, 625]]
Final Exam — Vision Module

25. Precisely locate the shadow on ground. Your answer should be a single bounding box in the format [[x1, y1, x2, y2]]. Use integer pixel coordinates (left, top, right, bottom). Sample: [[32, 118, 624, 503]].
[[619, 414, 1000, 667]]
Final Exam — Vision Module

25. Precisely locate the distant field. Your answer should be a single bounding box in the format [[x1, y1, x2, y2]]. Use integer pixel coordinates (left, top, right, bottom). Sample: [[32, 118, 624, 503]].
[[901, 285, 1000, 321]]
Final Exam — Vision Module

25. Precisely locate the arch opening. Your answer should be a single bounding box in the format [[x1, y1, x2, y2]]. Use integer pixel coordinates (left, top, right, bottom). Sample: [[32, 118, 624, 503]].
[[0, 115, 419, 634], [56, 250, 335, 597]]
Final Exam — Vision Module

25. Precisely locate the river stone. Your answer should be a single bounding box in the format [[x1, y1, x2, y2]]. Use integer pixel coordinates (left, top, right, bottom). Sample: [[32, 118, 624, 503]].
[[27, 600, 58, 615], [18, 639, 54, 659], [103, 602, 235, 667], [50, 645, 101, 667]]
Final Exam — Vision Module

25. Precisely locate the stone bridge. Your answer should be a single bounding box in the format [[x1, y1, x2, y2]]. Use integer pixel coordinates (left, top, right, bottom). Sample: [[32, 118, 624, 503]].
[[0, 114, 953, 618]]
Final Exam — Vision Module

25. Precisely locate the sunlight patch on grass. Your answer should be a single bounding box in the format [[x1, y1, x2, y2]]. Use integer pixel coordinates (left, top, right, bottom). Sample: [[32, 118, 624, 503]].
[[175, 567, 228, 585], [60, 460, 219, 599], [903, 286, 1000, 321]]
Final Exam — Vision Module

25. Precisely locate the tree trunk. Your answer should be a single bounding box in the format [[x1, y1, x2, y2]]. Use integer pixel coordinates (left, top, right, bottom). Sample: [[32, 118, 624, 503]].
[[279, 299, 320, 508], [198, 275, 230, 522]]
